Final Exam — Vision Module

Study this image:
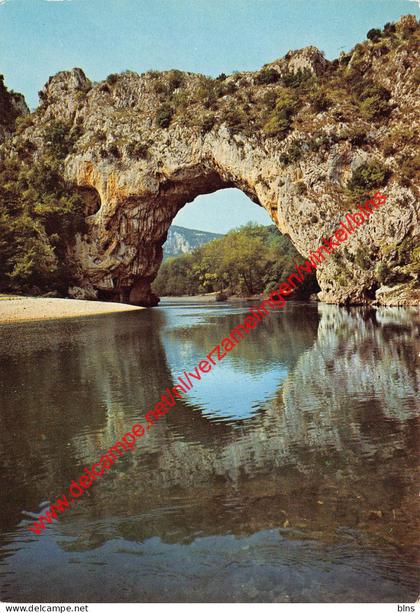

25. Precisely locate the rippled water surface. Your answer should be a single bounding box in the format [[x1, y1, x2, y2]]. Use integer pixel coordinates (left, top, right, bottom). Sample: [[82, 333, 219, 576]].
[[0, 301, 418, 602]]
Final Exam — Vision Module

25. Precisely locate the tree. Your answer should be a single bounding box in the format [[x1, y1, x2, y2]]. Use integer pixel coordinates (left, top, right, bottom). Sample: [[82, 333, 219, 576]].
[[0, 149, 85, 294], [367, 28, 382, 42], [152, 223, 318, 299]]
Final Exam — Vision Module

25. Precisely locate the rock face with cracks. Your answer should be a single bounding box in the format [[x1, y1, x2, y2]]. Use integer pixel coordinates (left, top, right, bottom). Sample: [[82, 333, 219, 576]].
[[2, 15, 419, 306]]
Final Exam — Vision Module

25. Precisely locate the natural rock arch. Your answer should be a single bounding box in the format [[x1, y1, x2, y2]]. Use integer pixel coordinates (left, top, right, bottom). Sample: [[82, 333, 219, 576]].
[[68, 137, 281, 305], [5, 15, 420, 305]]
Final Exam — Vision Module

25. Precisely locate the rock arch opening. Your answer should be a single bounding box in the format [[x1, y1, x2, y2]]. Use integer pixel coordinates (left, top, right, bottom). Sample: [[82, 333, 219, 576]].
[[171, 187, 274, 236], [77, 161, 278, 306], [152, 187, 282, 300], [134, 183, 275, 305]]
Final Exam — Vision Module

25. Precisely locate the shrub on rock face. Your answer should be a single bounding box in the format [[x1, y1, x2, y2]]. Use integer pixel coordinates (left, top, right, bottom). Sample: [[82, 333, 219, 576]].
[[15, 114, 33, 133], [346, 126, 368, 147], [399, 154, 420, 187], [383, 23, 396, 35], [152, 224, 318, 299], [367, 28, 382, 42], [263, 88, 296, 137], [219, 80, 237, 95], [347, 160, 390, 197], [0, 155, 85, 295], [255, 68, 280, 85], [355, 82, 391, 120], [106, 73, 119, 86], [355, 248, 372, 270], [279, 140, 303, 164], [153, 80, 168, 95], [156, 104, 174, 128], [282, 67, 313, 89], [223, 106, 247, 133], [310, 90, 331, 113], [43, 121, 75, 159], [168, 69, 184, 92], [171, 91, 188, 109], [200, 114, 215, 134], [126, 141, 149, 159], [359, 95, 390, 120], [215, 292, 228, 302], [262, 89, 278, 111]]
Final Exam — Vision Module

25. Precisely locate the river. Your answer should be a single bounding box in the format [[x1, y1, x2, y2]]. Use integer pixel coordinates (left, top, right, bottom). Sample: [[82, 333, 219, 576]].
[[0, 300, 418, 602]]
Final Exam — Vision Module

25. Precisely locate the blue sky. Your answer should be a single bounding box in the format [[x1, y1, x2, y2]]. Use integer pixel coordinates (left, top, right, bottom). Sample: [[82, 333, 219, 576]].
[[1, 0, 418, 232]]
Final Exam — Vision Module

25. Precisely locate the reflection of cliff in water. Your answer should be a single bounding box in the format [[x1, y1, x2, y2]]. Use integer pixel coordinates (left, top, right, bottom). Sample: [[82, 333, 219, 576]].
[[161, 303, 319, 374], [0, 310, 171, 533], [91, 306, 417, 552], [283, 305, 419, 423], [1, 304, 415, 555], [160, 303, 320, 419]]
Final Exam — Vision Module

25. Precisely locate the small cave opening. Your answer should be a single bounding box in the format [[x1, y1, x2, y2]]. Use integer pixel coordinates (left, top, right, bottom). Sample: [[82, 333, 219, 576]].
[[78, 186, 102, 216]]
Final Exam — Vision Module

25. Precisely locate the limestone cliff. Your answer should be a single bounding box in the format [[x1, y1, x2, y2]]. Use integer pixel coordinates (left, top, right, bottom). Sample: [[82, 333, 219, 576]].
[[1, 15, 419, 305], [163, 226, 222, 258]]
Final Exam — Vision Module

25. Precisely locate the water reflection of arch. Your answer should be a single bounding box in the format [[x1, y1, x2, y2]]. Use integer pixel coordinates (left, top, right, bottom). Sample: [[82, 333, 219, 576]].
[[0, 304, 418, 553], [81, 304, 418, 551], [159, 301, 320, 423], [136, 304, 418, 477]]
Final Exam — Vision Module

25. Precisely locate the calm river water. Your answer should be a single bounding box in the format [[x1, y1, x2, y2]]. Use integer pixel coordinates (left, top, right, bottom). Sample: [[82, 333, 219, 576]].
[[0, 301, 418, 602]]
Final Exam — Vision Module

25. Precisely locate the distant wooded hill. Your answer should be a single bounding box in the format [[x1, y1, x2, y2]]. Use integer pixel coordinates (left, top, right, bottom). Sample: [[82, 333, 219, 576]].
[[163, 225, 222, 258]]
